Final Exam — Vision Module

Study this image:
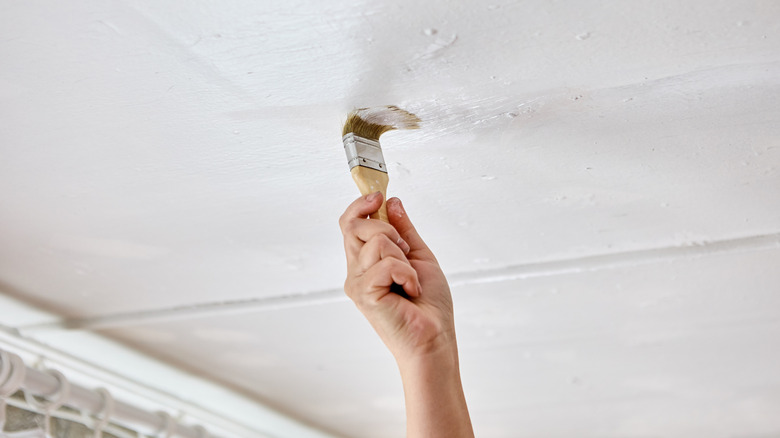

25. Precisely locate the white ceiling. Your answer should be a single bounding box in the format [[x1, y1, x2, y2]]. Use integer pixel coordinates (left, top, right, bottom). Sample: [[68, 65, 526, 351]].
[[2, 1, 780, 437]]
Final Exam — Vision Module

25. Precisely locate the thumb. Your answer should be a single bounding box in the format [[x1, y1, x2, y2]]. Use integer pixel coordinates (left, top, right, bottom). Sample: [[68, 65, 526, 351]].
[[386, 197, 436, 262]]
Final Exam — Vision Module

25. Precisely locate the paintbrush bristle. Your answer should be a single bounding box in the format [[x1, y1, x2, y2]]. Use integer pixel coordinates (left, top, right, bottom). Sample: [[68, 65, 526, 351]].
[[342, 105, 421, 140]]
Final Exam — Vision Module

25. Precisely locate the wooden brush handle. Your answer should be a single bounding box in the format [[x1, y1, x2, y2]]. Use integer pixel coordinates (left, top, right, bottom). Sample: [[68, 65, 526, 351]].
[[350, 166, 389, 223]]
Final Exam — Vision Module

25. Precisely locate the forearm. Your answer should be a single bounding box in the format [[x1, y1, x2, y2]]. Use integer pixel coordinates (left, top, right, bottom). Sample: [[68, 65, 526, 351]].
[[397, 343, 474, 438]]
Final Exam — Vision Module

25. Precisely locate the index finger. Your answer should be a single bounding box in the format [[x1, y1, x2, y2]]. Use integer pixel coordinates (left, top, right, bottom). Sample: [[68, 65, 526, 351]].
[[339, 192, 383, 231]]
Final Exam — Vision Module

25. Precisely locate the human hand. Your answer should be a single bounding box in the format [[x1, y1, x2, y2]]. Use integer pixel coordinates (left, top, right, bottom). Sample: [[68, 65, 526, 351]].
[[339, 192, 457, 363], [340, 192, 474, 437]]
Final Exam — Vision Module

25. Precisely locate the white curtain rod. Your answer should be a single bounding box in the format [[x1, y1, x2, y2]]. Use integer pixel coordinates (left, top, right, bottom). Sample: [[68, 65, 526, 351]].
[[0, 349, 212, 438]]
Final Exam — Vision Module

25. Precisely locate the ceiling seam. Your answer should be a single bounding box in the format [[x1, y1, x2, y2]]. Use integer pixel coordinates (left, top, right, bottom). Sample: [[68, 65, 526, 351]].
[[15, 231, 780, 333], [447, 231, 780, 288]]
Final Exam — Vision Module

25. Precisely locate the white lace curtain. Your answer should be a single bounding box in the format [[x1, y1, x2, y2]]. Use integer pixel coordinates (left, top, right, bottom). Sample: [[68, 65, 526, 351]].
[[1, 349, 210, 438], [2, 401, 115, 438]]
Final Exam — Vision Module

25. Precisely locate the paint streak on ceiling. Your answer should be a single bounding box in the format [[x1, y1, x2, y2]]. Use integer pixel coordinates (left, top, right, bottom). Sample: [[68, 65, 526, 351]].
[[1, 1, 779, 437]]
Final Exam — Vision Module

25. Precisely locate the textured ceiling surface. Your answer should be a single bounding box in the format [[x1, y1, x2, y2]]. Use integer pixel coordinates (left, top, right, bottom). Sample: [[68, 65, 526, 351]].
[[1, 1, 780, 437]]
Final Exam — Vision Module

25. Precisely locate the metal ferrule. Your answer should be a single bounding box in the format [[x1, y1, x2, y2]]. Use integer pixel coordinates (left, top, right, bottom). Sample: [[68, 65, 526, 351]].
[[343, 132, 387, 173]]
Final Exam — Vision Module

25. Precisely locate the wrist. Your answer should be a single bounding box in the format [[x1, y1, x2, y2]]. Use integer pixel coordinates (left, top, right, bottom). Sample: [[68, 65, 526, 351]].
[[393, 326, 459, 370], [395, 335, 460, 376]]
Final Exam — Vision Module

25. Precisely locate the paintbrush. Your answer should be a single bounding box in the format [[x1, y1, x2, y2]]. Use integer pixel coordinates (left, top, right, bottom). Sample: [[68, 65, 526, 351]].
[[342, 106, 421, 222]]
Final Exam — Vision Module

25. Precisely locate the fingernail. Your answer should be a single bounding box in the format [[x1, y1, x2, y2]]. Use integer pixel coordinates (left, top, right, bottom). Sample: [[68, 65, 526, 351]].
[[397, 237, 411, 255], [366, 191, 381, 202]]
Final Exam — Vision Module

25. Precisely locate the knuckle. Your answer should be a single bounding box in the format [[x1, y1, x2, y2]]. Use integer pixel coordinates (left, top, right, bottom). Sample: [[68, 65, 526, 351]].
[[343, 278, 361, 301], [360, 236, 381, 254], [372, 233, 394, 250], [378, 223, 399, 239], [377, 256, 395, 269], [338, 213, 350, 231], [379, 256, 405, 272], [340, 218, 357, 235], [369, 258, 393, 278]]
